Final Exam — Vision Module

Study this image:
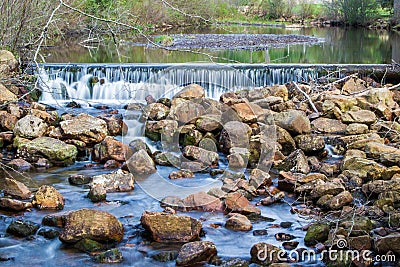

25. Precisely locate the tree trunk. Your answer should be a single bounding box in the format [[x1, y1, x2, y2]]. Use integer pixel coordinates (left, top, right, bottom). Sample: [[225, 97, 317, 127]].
[[395, 0, 400, 24]]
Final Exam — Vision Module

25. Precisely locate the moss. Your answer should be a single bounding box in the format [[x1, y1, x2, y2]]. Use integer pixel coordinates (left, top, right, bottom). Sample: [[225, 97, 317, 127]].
[[304, 223, 330, 246]]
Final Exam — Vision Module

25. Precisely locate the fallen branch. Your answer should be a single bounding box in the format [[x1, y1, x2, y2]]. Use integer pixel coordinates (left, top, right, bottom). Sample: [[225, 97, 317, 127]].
[[292, 82, 319, 114]]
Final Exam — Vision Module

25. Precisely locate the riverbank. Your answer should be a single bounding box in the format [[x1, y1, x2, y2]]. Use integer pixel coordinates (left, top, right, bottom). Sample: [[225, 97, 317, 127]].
[[1, 50, 400, 265]]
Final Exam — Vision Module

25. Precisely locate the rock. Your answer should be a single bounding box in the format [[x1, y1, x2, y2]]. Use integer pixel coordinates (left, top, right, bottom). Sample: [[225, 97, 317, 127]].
[[340, 216, 373, 235], [140, 211, 202, 242], [90, 170, 134, 192], [169, 170, 194, 179], [38, 228, 60, 239], [196, 115, 222, 132], [154, 152, 180, 166], [32, 185, 64, 210], [362, 178, 400, 195], [74, 238, 104, 252], [60, 113, 108, 144], [219, 121, 252, 154], [310, 182, 345, 199], [345, 123, 369, 135], [145, 119, 178, 142], [341, 110, 376, 125], [311, 118, 347, 134], [304, 223, 330, 246], [18, 137, 77, 166], [374, 233, 400, 255], [266, 85, 289, 101], [145, 103, 170, 120], [348, 235, 371, 250], [7, 158, 33, 172], [129, 139, 152, 155], [275, 149, 310, 174], [174, 84, 205, 100], [276, 126, 296, 155], [274, 110, 311, 135], [250, 242, 285, 265], [225, 192, 261, 216], [207, 187, 227, 199], [323, 95, 357, 116], [6, 220, 39, 237], [0, 84, 17, 104], [13, 115, 47, 139], [4, 178, 31, 199], [182, 145, 218, 167], [365, 142, 400, 166], [232, 102, 263, 123], [182, 191, 223, 212], [227, 152, 247, 168], [93, 248, 123, 263], [176, 241, 217, 266], [92, 136, 130, 163], [100, 115, 126, 136], [253, 96, 284, 108], [327, 191, 353, 210], [342, 157, 385, 180], [182, 129, 203, 146], [342, 77, 366, 94], [249, 168, 272, 189], [151, 251, 178, 262], [68, 174, 91, 185], [169, 99, 205, 123], [87, 184, 107, 202], [126, 149, 156, 175], [298, 173, 327, 183], [0, 111, 17, 131], [225, 213, 252, 231], [59, 208, 124, 244], [0, 198, 32, 211], [278, 171, 304, 192], [294, 135, 325, 155], [220, 92, 244, 106]]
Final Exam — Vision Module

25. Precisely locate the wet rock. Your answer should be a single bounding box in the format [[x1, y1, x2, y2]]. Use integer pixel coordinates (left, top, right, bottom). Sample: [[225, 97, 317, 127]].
[[140, 211, 202, 242], [145, 119, 178, 142], [32, 185, 64, 210], [345, 123, 369, 135], [151, 251, 178, 262], [0, 198, 32, 211], [13, 115, 47, 139], [93, 248, 123, 263], [298, 173, 327, 183], [145, 103, 170, 120], [310, 182, 345, 199], [126, 149, 156, 175], [176, 241, 217, 266], [0, 83, 17, 104], [92, 136, 130, 163], [219, 258, 250, 267], [174, 84, 205, 100], [311, 118, 347, 134], [169, 99, 205, 123], [275, 149, 310, 174], [6, 220, 39, 237], [87, 184, 107, 202], [38, 228, 60, 239], [250, 242, 285, 265], [18, 137, 77, 166], [154, 152, 180, 166], [274, 110, 311, 135], [0, 111, 17, 131], [59, 208, 124, 244], [207, 187, 227, 199], [101, 115, 127, 136], [74, 238, 104, 252], [362, 178, 400, 195], [7, 158, 33, 172], [68, 174, 91, 185], [129, 139, 151, 155], [219, 121, 252, 154], [266, 85, 289, 101], [249, 168, 272, 189], [182, 145, 218, 167], [374, 233, 400, 255], [182, 129, 203, 146], [90, 170, 134, 192], [276, 126, 296, 155], [294, 135, 325, 155], [341, 110, 376, 125], [225, 213, 252, 231], [326, 191, 353, 210], [225, 192, 261, 216], [60, 113, 108, 144], [4, 178, 31, 199], [196, 115, 222, 132], [169, 170, 195, 179], [278, 171, 304, 192], [304, 223, 330, 246], [182, 191, 224, 211]]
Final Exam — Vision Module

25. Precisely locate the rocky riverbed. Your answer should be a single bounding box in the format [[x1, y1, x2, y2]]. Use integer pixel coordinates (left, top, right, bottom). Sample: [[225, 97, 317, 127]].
[[1, 50, 400, 266]]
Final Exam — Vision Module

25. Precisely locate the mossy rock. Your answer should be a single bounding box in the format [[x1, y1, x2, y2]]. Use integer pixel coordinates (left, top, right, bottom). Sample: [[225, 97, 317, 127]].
[[304, 223, 330, 246]]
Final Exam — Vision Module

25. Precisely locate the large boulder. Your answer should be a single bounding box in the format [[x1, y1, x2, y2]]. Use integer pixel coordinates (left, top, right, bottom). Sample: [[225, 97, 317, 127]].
[[92, 136, 131, 163], [32, 185, 64, 210], [169, 99, 205, 123], [232, 102, 262, 123], [342, 157, 386, 180], [365, 142, 400, 166], [274, 110, 311, 135], [60, 113, 108, 144], [304, 223, 330, 246], [145, 103, 170, 120], [219, 121, 252, 154], [18, 137, 77, 166], [90, 170, 134, 192], [174, 84, 205, 100], [4, 178, 31, 199], [176, 241, 217, 266], [7, 220, 39, 237], [13, 115, 47, 139], [145, 119, 178, 142], [276, 126, 296, 155], [126, 149, 156, 175], [225, 213, 252, 231], [341, 110, 376, 125], [59, 209, 124, 244], [140, 211, 202, 242], [311, 117, 347, 134]]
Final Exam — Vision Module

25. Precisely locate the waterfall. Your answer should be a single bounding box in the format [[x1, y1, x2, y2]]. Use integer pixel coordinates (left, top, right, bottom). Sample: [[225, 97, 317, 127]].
[[36, 63, 393, 104]]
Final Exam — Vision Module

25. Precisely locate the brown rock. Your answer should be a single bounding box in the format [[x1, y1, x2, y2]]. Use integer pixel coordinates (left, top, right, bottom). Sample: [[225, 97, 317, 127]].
[[250, 242, 285, 265], [274, 110, 311, 135], [249, 168, 272, 189], [225, 213, 252, 231], [341, 110, 376, 125], [176, 241, 217, 266], [327, 191, 353, 210], [0, 111, 17, 131], [311, 118, 347, 134], [4, 178, 31, 199], [225, 192, 261, 216], [174, 84, 205, 100], [169, 170, 195, 179], [374, 233, 400, 255], [90, 170, 134, 192], [0, 83, 17, 104], [126, 149, 156, 175], [92, 136, 131, 163], [182, 145, 219, 167], [33, 185, 64, 210], [182, 191, 224, 211], [310, 182, 345, 199], [0, 198, 32, 211], [145, 103, 170, 120]]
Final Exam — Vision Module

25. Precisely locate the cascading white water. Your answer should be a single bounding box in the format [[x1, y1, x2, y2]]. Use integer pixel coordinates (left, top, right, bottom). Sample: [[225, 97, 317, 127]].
[[37, 64, 323, 104]]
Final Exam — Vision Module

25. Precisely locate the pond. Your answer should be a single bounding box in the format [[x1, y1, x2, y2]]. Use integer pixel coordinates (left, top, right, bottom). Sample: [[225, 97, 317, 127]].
[[42, 25, 400, 64]]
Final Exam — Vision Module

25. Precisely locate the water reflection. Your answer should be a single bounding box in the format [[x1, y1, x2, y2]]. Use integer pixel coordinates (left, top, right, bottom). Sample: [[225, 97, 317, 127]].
[[42, 26, 396, 64]]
